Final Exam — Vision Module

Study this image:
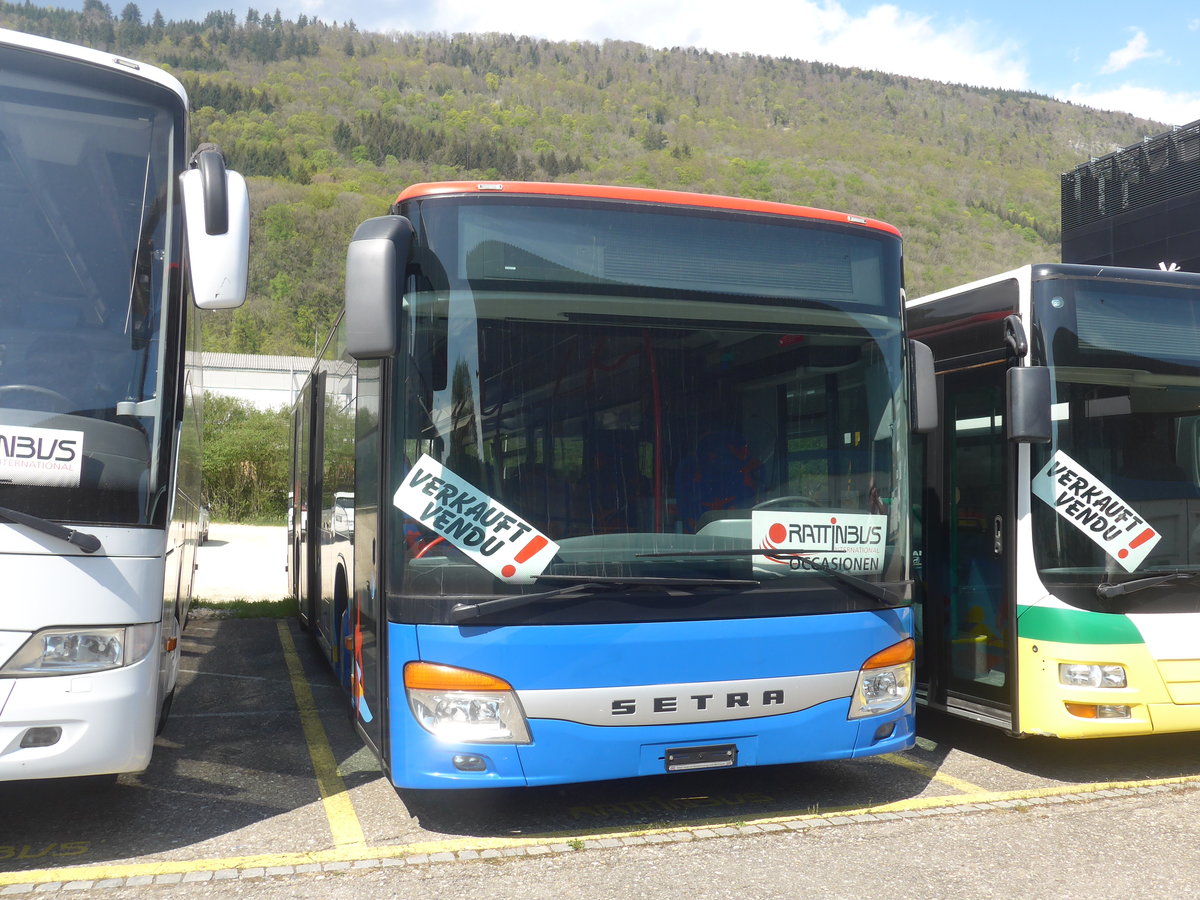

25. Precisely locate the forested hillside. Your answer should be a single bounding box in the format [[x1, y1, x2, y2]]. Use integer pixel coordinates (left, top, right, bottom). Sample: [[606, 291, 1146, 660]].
[[2, 2, 1164, 356]]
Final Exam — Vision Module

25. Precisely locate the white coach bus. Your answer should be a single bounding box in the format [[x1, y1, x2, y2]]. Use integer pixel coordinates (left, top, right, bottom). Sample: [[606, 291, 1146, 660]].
[[0, 28, 248, 779]]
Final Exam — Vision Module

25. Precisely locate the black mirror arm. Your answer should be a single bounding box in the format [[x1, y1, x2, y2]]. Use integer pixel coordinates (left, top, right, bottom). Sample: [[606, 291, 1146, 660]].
[[1003, 314, 1028, 359]]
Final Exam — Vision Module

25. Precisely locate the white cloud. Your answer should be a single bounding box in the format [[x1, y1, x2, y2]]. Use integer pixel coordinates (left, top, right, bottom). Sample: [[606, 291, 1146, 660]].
[[312, 0, 1200, 123], [1063, 83, 1200, 127], [372, 0, 1029, 91], [1099, 29, 1162, 74]]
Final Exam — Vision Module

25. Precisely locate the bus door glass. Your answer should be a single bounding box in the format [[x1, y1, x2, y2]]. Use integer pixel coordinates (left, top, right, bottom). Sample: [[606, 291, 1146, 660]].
[[296, 380, 314, 624], [287, 409, 300, 600], [309, 371, 328, 651], [912, 431, 927, 686], [318, 353, 355, 661], [942, 362, 1011, 706], [352, 358, 384, 755]]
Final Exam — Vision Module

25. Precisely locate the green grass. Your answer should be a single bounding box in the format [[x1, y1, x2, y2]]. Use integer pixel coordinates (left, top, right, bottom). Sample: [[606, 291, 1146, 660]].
[[209, 513, 287, 527], [236, 513, 289, 527], [191, 596, 297, 618]]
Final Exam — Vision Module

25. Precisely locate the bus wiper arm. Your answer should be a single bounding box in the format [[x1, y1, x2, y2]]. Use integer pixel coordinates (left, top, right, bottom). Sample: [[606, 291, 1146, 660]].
[[450, 574, 759, 623], [1096, 572, 1200, 600], [0, 504, 101, 553], [636, 549, 905, 607], [535, 574, 760, 587]]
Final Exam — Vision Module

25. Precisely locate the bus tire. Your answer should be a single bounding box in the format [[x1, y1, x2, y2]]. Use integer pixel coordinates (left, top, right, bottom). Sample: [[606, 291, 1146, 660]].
[[155, 687, 175, 735]]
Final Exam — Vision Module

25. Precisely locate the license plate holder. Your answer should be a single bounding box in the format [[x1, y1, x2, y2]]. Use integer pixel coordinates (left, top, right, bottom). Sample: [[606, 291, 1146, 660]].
[[665, 743, 737, 772]]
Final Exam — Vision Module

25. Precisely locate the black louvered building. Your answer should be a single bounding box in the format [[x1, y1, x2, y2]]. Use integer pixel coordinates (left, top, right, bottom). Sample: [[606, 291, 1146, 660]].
[[1061, 119, 1200, 271]]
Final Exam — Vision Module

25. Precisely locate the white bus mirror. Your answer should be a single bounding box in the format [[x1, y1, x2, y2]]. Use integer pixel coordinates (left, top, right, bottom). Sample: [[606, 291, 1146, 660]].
[[181, 146, 249, 310]]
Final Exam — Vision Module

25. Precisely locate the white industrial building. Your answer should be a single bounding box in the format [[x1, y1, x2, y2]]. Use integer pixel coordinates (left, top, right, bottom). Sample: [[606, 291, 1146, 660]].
[[201, 353, 315, 411]]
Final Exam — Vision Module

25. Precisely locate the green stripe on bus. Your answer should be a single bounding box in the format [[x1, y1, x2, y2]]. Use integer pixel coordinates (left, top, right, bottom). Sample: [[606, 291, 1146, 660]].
[[1016, 605, 1144, 645]]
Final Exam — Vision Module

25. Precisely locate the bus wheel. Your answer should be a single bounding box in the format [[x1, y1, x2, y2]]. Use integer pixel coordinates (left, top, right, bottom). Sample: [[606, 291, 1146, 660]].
[[157, 612, 182, 734], [335, 570, 350, 686], [156, 687, 175, 735]]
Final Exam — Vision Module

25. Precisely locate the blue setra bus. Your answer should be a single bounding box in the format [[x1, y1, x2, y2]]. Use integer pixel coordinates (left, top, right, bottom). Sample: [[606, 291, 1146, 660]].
[[289, 181, 935, 788]]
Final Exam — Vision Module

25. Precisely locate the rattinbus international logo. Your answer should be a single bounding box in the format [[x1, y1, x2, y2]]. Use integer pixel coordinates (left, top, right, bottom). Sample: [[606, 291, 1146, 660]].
[[752, 511, 887, 573], [0, 424, 84, 488]]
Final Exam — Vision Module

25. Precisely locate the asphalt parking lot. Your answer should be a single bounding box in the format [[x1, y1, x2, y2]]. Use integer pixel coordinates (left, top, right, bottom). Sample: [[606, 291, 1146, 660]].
[[6, 612, 1200, 895]]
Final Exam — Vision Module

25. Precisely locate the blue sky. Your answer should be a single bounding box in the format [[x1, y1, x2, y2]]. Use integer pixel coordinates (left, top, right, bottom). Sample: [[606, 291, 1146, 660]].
[[138, 0, 1200, 126]]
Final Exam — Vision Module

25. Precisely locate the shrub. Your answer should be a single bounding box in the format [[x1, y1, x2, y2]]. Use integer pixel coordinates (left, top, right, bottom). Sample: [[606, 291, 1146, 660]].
[[202, 393, 291, 522]]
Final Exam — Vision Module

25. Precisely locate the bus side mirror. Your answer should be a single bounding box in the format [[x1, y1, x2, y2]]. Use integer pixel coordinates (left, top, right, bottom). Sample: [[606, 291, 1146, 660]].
[[181, 146, 249, 310], [910, 340, 938, 434], [1007, 365, 1051, 443], [345, 216, 414, 360]]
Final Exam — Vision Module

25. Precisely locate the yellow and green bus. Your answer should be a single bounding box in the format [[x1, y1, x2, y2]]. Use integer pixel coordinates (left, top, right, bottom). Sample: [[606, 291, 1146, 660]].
[[910, 263, 1200, 738]]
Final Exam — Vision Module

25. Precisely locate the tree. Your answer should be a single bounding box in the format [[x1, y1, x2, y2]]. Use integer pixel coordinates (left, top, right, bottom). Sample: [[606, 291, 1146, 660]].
[[81, 0, 116, 48], [202, 395, 291, 521], [117, 2, 145, 48]]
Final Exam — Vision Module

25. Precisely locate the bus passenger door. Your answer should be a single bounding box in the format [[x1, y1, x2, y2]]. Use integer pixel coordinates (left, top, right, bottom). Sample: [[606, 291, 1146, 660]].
[[350, 359, 386, 758], [287, 407, 300, 601], [309, 372, 331, 656], [296, 380, 315, 628], [933, 361, 1016, 724]]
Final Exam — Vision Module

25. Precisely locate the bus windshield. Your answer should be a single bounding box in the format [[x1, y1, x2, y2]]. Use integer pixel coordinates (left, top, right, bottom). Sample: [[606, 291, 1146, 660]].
[[390, 195, 910, 622], [0, 47, 181, 527], [1032, 274, 1200, 608]]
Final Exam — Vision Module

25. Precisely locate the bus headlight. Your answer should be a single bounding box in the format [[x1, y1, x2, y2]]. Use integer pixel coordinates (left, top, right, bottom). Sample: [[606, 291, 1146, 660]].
[[404, 662, 531, 744], [1059, 663, 1127, 688], [1, 624, 157, 676], [848, 638, 914, 719]]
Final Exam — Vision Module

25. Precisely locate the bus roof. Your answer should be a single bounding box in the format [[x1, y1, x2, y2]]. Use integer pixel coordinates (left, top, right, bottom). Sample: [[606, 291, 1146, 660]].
[[908, 262, 1200, 308], [393, 181, 901, 238], [0, 26, 187, 105]]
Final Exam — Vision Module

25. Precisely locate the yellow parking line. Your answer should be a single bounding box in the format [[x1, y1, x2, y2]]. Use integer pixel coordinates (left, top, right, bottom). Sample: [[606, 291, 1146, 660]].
[[879, 752, 988, 794], [6, 773, 1200, 886], [7, 772, 1200, 892], [276, 620, 366, 847]]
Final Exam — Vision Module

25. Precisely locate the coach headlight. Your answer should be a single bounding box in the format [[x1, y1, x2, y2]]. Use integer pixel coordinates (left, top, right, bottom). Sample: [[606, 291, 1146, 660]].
[[404, 661, 532, 744], [848, 638, 914, 719], [1, 624, 157, 676]]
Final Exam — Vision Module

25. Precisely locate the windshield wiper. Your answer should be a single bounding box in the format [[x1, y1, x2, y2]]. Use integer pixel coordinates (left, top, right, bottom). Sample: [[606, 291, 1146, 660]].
[[0, 505, 101, 553], [1096, 572, 1200, 600], [636, 549, 907, 607], [450, 573, 759, 623]]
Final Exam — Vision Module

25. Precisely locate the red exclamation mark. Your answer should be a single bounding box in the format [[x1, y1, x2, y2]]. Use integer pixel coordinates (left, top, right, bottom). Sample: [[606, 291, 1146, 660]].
[[502, 535, 549, 578], [1118, 528, 1156, 559]]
